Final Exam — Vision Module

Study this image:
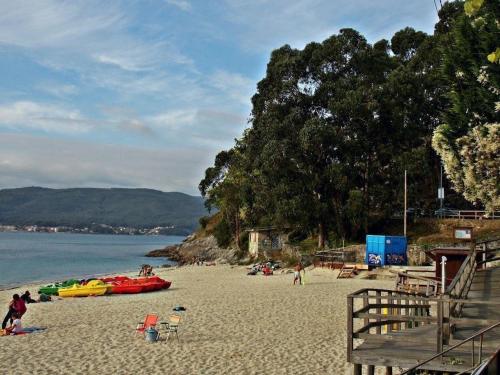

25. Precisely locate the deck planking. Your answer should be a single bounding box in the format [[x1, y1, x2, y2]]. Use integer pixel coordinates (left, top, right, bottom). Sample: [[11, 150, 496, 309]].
[[350, 266, 500, 373]]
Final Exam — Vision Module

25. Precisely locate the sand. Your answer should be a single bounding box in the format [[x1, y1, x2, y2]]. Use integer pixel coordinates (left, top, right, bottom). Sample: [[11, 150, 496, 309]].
[[0, 265, 392, 375]]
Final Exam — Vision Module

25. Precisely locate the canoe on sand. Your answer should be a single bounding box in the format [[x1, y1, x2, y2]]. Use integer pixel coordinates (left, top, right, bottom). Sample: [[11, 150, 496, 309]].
[[38, 279, 80, 296], [58, 280, 109, 297]]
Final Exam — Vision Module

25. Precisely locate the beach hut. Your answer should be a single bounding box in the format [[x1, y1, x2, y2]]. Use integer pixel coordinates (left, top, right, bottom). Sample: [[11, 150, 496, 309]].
[[247, 227, 287, 258], [365, 235, 407, 266]]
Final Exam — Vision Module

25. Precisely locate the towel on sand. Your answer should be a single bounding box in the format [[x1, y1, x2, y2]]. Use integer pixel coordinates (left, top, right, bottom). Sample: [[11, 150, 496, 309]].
[[1, 327, 46, 336]]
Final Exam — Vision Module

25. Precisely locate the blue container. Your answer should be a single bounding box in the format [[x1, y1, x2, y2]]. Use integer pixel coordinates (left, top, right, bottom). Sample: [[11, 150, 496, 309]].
[[145, 327, 159, 343], [366, 235, 407, 266]]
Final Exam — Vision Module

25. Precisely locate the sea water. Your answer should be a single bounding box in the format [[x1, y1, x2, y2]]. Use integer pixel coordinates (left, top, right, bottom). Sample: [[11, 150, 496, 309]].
[[0, 231, 183, 289]]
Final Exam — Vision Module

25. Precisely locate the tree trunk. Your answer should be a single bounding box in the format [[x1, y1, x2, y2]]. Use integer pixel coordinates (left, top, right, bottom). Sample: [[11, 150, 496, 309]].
[[234, 211, 241, 249], [318, 222, 326, 249], [363, 156, 370, 235], [333, 194, 345, 239]]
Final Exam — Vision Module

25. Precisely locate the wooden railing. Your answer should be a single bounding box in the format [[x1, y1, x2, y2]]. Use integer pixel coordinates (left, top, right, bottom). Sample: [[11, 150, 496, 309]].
[[446, 244, 477, 317], [401, 322, 500, 375], [392, 269, 441, 296], [455, 210, 500, 219], [347, 288, 434, 362], [438, 210, 500, 219], [347, 291, 500, 363], [347, 238, 500, 370]]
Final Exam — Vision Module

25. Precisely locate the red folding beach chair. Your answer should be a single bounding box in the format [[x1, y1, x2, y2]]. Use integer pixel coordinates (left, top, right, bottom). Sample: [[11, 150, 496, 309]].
[[135, 314, 158, 335]]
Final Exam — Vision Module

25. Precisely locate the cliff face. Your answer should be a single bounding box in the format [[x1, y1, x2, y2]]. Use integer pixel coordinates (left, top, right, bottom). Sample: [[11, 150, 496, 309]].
[[146, 234, 237, 265]]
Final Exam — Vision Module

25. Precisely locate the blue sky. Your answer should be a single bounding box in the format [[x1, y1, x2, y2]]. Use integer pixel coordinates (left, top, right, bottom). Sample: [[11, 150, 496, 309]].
[[0, 0, 440, 195]]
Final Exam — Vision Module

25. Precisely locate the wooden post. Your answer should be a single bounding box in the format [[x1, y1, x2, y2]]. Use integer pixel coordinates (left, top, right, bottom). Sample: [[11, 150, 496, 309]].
[[437, 299, 443, 354], [367, 365, 375, 375], [347, 296, 353, 362], [353, 364, 362, 375], [363, 294, 369, 330], [376, 290, 381, 334], [385, 367, 393, 375], [387, 291, 393, 333], [472, 338, 475, 366], [443, 296, 450, 344], [482, 243, 486, 270], [396, 297, 402, 331], [404, 296, 410, 330]]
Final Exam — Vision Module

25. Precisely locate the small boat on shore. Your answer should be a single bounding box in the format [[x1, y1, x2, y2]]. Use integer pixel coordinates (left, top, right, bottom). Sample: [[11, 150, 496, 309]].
[[38, 279, 80, 296], [100, 276, 130, 283], [99, 276, 171, 294], [136, 276, 171, 291], [58, 280, 109, 297]]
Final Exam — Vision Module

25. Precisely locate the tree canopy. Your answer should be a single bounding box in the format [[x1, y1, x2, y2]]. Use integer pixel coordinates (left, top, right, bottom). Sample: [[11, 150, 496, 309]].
[[432, 0, 499, 211], [200, 1, 498, 249]]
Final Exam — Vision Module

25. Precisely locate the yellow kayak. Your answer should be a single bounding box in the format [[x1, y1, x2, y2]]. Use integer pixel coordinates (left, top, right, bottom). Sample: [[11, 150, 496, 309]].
[[58, 280, 109, 297]]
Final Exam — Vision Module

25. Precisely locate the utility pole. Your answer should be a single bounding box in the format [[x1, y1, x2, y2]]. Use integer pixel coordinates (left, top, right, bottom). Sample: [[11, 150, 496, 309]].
[[438, 163, 444, 218], [404, 170, 407, 237]]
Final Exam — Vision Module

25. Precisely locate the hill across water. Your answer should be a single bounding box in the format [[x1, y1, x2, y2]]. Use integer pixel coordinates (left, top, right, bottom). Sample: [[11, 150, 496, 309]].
[[0, 187, 207, 235]]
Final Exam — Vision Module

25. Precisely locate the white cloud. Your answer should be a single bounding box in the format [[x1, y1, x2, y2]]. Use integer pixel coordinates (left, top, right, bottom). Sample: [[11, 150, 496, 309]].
[[146, 107, 247, 149], [0, 101, 90, 133], [36, 83, 79, 98], [208, 70, 255, 106], [149, 109, 198, 130], [0, 133, 209, 194], [0, 0, 193, 81], [223, 0, 436, 51], [0, 1, 125, 49], [165, 0, 192, 12]]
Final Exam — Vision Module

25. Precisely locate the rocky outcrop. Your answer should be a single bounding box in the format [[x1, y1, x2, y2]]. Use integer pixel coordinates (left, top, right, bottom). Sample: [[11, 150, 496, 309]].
[[146, 234, 236, 265]]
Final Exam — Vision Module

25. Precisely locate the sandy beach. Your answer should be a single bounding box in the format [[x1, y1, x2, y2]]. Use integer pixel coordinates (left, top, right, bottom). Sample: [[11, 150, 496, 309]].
[[0, 265, 392, 375]]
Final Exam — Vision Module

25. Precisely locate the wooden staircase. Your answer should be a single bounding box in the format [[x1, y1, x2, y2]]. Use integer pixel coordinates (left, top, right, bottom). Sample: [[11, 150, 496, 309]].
[[337, 264, 357, 278]]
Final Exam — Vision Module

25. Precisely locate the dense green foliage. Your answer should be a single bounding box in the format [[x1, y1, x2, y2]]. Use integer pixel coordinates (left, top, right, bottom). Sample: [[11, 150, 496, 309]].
[[213, 216, 232, 248], [433, 0, 499, 211], [0, 187, 206, 234], [200, 1, 497, 248]]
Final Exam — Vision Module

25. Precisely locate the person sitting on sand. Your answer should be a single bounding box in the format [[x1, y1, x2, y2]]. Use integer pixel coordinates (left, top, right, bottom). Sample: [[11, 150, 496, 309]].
[[5, 313, 23, 335], [2, 294, 26, 329], [38, 293, 52, 302], [21, 291, 37, 304]]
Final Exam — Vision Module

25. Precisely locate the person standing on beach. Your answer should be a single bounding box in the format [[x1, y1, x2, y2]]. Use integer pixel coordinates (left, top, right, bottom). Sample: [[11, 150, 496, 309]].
[[2, 294, 26, 329], [293, 263, 302, 285]]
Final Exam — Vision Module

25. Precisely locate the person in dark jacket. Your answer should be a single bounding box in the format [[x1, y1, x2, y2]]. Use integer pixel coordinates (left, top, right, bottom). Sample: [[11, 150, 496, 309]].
[[21, 291, 37, 304], [2, 294, 26, 329]]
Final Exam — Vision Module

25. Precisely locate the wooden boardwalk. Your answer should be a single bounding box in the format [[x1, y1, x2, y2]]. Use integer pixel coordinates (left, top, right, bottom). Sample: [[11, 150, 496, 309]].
[[347, 239, 500, 374], [453, 266, 500, 341]]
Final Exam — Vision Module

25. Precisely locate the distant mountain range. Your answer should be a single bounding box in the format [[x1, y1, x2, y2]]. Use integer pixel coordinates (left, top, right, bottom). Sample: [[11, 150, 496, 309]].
[[0, 187, 207, 235]]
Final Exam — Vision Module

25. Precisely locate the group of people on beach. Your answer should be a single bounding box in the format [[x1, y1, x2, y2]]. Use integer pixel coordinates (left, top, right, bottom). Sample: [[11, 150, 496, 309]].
[[138, 264, 154, 277], [1, 291, 36, 335]]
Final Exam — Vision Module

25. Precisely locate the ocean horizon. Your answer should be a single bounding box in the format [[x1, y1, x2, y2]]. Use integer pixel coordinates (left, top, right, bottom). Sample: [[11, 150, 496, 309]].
[[0, 231, 183, 289]]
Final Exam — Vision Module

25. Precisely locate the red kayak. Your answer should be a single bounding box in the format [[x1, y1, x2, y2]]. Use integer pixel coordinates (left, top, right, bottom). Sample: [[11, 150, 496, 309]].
[[100, 276, 171, 294], [101, 276, 130, 283], [136, 276, 171, 291], [111, 281, 145, 294]]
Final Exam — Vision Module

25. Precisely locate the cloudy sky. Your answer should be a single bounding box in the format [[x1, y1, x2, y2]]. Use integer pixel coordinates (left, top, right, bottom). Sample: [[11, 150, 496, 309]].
[[0, 0, 439, 195]]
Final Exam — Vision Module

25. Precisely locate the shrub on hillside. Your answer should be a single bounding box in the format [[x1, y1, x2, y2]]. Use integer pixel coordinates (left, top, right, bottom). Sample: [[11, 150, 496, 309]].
[[199, 216, 210, 229], [213, 217, 232, 248]]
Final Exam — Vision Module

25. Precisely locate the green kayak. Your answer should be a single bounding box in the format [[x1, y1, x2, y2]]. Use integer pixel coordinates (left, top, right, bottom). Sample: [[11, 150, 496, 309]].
[[38, 279, 80, 296]]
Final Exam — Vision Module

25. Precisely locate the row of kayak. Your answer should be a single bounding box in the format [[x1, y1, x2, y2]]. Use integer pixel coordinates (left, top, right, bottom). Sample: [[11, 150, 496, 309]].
[[38, 276, 171, 297]]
